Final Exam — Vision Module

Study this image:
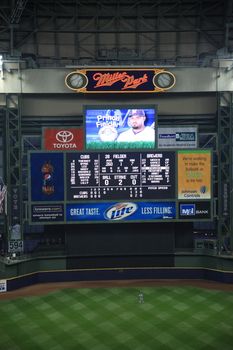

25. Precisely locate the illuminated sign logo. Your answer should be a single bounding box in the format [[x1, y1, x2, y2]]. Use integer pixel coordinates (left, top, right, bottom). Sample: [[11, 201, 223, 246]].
[[180, 204, 195, 216], [179, 202, 211, 219], [92, 71, 148, 90], [65, 69, 176, 93], [105, 202, 138, 221], [56, 130, 74, 143], [43, 128, 84, 151]]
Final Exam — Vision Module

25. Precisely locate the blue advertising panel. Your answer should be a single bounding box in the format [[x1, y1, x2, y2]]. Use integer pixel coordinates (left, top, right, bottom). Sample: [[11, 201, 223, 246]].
[[179, 201, 211, 219], [66, 202, 176, 222], [85, 106, 156, 149], [30, 152, 64, 201]]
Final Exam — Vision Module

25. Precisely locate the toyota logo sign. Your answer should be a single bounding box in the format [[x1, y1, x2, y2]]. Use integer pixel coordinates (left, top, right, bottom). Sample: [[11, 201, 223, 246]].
[[56, 130, 74, 143], [43, 128, 84, 150]]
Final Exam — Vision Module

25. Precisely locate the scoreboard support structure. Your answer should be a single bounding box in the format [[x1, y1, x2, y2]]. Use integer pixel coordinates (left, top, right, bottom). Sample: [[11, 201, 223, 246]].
[[218, 92, 233, 252]]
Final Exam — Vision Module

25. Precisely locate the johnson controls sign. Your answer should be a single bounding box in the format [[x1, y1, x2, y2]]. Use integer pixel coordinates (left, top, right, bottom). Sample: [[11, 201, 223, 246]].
[[43, 128, 84, 151]]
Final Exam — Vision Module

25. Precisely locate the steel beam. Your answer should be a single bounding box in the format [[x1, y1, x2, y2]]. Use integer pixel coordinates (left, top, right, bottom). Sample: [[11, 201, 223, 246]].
[[4, 94, 23, 247], [217, 92, 233, 251], [0, 0, 227, 67]]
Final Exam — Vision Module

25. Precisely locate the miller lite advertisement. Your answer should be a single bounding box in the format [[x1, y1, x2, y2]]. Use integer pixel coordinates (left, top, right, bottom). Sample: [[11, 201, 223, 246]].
[[43, 128, 84, 151], [66, 202, 176, 222], [85, 105, 156, 150]]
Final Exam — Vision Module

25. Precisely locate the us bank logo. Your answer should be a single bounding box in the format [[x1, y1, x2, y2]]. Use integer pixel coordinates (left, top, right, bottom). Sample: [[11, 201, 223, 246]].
[[180, 204, 195, 216]]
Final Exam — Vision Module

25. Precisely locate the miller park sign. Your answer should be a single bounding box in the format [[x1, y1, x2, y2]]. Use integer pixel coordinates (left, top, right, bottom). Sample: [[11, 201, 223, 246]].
[[65, 68, 176, 93]]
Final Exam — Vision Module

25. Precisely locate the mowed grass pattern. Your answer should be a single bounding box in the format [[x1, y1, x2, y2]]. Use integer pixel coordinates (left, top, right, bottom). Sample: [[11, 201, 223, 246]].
[[86, 141, 155, 149], [1, 286, 233, 349]]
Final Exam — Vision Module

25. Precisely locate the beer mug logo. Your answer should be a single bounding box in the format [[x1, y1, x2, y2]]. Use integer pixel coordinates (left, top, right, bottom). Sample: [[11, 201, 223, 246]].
[[41, 161, 54, 195]]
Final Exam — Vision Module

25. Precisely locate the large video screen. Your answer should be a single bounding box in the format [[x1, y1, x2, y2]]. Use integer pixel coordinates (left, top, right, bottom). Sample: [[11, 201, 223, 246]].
[[85, 105, 156, 150]]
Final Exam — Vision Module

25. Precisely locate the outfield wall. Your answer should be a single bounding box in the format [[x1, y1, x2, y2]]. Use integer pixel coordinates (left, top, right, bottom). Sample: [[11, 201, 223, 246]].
[[1, 253, 233, 291]]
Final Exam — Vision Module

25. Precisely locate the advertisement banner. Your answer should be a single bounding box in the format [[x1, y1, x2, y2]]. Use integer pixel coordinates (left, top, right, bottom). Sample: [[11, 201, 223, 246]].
[[31, 204, 64, 222], [30, 152, 64, 201], [66, 202, 176, 222], [158, 126, 198, 149], [43, 128, 84, 151], [178, 150, 211, 200], [179, 201, 212, 219], [0, 279, 7, 293]]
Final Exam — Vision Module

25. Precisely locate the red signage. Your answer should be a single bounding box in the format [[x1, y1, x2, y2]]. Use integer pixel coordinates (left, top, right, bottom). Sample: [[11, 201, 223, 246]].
[[43, 128, 84, 151]]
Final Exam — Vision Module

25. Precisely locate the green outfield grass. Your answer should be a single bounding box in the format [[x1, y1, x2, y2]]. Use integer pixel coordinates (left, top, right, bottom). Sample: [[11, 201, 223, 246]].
[[1, 286, 233, 349], [86, 141, 155, 149]]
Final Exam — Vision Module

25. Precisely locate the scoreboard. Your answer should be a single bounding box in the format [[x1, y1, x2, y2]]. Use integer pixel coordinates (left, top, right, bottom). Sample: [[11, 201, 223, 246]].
[[66, 151, 175, 200], [29, 150, 212, 224]]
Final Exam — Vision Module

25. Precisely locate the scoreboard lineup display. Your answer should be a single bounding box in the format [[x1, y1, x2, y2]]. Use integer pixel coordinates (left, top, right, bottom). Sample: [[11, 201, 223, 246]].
[[67, 151, 175, 200], [29, 149, 212, 224]]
